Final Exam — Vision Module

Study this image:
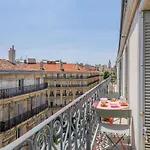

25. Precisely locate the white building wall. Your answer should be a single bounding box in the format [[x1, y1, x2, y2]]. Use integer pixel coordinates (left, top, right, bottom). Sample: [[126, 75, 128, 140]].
[[0, 74, 45, 89], [24, 77, 35, 86], [40, 77, 44, 84], [0, 77, 17, 89], [128, 10, 140, 149]]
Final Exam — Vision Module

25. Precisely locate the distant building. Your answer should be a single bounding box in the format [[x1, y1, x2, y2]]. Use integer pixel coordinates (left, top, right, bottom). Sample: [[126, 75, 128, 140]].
[[108, 59, 111, 69], [0, 45, 102, 148], [0, 46, 48, 147]]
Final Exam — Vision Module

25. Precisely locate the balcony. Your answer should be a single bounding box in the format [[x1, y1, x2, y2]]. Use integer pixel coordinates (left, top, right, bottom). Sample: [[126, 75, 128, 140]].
[[69, 93, 73, 96], [56, 84, 61, 87], [56, 93, 61, 97], [0, 101, 48, 132], [46, 75, 100, 80], [50, 94, 54, 97], [0, 83, 48, 100], [50, 104, 65, 108], [1, 78, 131, 150], [62, 84, 68, 87], [49, 84, 55, 87], [62, 93, 67, 96]]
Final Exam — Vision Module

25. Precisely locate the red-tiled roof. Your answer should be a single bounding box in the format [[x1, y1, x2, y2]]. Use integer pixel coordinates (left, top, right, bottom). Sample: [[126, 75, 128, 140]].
[[0, 59, 42, 71], [26, 63, 86, 72], [27, 63, 98, 72], [0, 59, 98, 73]]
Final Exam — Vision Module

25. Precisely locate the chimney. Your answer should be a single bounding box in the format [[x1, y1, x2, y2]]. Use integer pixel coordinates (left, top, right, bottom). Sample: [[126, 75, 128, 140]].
[[9, 45, 16, 64], [60, 60, 64, 71], [40, 61, 44, 70], [24, 60, 27, 64], [85, 65, 89, 71], [76, 63, 80, 70]]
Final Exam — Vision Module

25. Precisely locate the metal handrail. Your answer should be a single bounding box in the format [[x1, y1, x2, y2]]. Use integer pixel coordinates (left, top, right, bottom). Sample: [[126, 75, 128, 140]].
[[1, 78, 110, 150], [0, 102, 48, 132], [0, 83, 48, 99]]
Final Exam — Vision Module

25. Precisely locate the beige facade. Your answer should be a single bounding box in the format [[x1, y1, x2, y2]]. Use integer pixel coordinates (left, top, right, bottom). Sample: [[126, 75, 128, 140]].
[[0, 71, 49, 148], [0, 46, 102, 148], [46, 71, 101, 113], [0, 64, 101, 148]]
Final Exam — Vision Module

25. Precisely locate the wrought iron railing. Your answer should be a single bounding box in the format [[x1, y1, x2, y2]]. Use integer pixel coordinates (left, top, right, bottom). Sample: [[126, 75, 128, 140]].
[[0, 83, 48, 100], [1, 78, 110, 150], [0, 101, 48, 132], [47, 74, 100, 79]]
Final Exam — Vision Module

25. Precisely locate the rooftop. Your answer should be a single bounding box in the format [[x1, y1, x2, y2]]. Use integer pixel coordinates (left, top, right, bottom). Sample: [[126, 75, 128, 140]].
[[0, 59, 43, 72], [0, 59, 99, 73]]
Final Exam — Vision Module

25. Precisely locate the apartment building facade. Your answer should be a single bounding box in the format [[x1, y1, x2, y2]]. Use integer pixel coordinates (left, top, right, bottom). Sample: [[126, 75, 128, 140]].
[[117, 0, 150, 149], [27, 61, 101, 114], [0, 46, 101, 148], [0, 46, 49, 147]]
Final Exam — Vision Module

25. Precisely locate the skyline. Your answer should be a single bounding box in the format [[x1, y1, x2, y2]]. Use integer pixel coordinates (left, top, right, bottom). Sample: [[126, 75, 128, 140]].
[[0, 0, 121, 66]]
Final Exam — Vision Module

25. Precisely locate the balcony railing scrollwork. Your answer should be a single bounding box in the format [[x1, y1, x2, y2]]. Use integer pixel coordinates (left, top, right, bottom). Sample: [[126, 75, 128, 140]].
[[1, 78, 110, 150]]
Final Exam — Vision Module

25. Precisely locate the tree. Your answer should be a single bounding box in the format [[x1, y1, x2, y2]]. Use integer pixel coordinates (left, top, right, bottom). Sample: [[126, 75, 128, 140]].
[[103, 71, 110, 79]]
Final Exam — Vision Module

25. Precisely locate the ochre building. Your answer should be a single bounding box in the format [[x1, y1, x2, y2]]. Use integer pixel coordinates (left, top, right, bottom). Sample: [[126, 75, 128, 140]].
[[0, 45, 101, 147]]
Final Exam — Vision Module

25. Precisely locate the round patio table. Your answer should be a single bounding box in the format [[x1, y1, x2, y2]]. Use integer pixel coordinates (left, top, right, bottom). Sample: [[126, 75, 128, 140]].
[[92, 100, 129, 150], [92, 100, 129, 110]]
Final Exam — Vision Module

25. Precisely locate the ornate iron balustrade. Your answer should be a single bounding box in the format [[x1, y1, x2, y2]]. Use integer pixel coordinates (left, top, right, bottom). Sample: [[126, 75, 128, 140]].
[[1, 78, 110, 150], [0, 83, 48, 100], [46, 75, 100, 80], [0, 101, 48, 132], [49, 81, 99, 88]]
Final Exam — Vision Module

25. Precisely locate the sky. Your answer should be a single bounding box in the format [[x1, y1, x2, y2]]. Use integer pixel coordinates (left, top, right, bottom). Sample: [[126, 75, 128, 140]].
[[0, 0, 121, 66]]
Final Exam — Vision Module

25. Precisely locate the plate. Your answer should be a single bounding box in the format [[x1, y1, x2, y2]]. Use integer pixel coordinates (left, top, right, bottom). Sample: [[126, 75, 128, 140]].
[[111, 105, 119, 108]]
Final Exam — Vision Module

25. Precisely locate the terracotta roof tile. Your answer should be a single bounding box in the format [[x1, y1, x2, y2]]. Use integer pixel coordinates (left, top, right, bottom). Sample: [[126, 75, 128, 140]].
[[27, 63, 98, 72], [0, 60, 98, 73], [0, 59, 42, 71]]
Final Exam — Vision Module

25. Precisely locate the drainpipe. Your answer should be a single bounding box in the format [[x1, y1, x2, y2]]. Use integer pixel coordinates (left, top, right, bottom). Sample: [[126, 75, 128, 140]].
[[139, 11, 144, 150]]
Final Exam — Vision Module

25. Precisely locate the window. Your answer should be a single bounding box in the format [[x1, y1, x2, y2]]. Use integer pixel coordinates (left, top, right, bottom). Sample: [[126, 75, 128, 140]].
[[69, 90, 73, 96], [56, 82, 61, 87], [36, 78, 40, 85], [80, 74, 83, 79], [50, 74, 53, 78], [63, 74, 66, 78], [63, 90, 67, 96], [64, 100, 66, 105], [49, 82, 54, 87], [79, 81, 82, 87], [56, 99, 60, 106], [70, 74, 72, 78], [76, 74, 79, 79], [50, 91, 54, 97], [62, 82, 67, 87], [56, 90, 60, 96], [76, 90, 79, 95], [50, 102, 53, 107], [57, 73, 60, 79], [17, 103, 23, 115], [16, 128, 22, 138], [18, 79, 24, 90]]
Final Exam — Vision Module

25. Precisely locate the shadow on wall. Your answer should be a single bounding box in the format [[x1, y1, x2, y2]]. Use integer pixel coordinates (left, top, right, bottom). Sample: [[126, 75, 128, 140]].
[[131, 117, 137, 150]]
